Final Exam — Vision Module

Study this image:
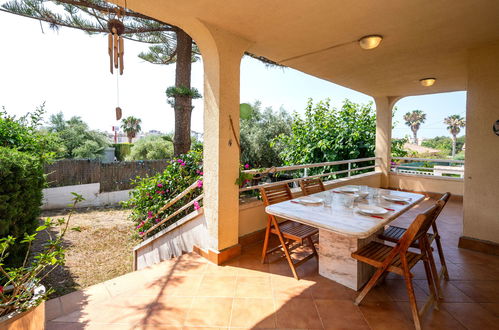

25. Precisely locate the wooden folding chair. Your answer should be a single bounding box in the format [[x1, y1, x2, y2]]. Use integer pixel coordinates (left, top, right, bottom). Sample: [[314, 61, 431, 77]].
[[378, 192, 451, 285], [260, 184, 318, 280], [351, 203, 441, 330], [299, 178, 326, 196]]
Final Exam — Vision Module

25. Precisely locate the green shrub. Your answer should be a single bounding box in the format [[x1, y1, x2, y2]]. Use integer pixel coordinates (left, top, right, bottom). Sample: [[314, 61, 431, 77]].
[[0, 147, 45, 266], [113, 143, 133, 161], [125, 135, 173, 161], [122, 150, 203, 236]]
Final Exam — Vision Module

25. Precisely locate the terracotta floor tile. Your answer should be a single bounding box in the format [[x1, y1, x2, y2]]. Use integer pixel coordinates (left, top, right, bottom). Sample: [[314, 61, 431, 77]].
[[358, 300, 413, 330], [480, 302, 499, 317], [397, 301, 465, 329], [450, 280, 499, 302], [184, 297, 233, 327], [236, 276, 273, 298], [414, 279, 473, 303], [230, 298, 276, 328], [274, 297, 323, 329], [383, 279, 430, 302], [442, 302, 499, 329], [141, 296, 192, 326], [307, 275, 357, 300], [314, 299, 370, 329], [196, 275, 237, 297], [235, 255, 271, 277], [271, 274, 315, 299]]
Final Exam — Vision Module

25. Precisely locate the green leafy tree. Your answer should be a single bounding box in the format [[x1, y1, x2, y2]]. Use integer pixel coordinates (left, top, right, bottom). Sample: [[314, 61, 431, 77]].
[[47, 112, 109, 159], [421, 135, 466, 156], [2, 0, 277, 156], [403, 110, 427, 144], [126, 135, 173, 160], [274, 99, 377, 176], [121, 116, 142, 143], [240, 101, 292, 168], [444, 114, 466, 157]]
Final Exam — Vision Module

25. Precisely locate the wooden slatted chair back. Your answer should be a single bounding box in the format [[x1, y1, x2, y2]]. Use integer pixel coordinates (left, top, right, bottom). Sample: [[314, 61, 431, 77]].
[[398, 203, 440, 252], [433, 192, 451, 219], [300, 178, 325, 196], [260, 184, 293, 206]]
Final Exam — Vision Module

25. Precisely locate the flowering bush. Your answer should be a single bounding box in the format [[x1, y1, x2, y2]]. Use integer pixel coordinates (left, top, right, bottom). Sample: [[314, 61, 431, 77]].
[[122, 150, 204, 236]]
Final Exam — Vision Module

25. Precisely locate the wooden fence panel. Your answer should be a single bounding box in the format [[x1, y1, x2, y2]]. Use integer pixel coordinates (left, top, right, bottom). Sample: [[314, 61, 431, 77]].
[[45, 160, 101, 187], [44, 160, 169, 192], [99, 160, 169, 192]]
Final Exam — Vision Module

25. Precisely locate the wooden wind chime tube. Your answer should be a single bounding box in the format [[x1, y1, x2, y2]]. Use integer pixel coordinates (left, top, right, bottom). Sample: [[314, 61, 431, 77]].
[[107, 18, 125, 75]]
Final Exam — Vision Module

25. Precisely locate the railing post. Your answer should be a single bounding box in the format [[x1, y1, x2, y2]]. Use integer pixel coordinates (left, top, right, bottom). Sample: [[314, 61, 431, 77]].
[[347, 162, 351, 177]]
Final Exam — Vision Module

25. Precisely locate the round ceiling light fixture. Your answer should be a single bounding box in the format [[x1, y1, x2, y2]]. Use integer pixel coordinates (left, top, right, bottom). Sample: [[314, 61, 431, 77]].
[[420, 78, 436, 87], [358, 35, 383, 50]]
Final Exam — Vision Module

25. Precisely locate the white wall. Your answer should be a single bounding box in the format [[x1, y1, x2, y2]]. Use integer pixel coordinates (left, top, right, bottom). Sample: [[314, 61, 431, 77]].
[[42, 183, 131, 210]]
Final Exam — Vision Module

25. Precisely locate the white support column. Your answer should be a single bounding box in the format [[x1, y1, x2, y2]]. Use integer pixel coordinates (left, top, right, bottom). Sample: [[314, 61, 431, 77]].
[[201, 24, 251, 255], [374, 96, 400, 188]]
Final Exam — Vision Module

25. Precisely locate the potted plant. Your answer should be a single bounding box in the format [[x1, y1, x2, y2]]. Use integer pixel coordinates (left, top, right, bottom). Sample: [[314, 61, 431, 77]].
[[0, 193, 83, 329]]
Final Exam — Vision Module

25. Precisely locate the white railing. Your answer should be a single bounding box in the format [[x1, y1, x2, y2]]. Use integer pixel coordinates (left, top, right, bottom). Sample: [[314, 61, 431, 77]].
[[239, 157, 379, 192], [391, 157, 465, 178]]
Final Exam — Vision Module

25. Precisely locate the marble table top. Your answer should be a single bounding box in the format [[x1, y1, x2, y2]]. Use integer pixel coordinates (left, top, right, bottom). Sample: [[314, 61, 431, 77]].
[[265, 185, 425, 239]]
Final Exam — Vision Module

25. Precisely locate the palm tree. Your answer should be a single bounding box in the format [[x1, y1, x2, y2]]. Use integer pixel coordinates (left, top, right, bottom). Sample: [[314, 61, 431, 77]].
[[444, 114, 466, 157], [403, 110, 427, 144], [121, 116, 142, 143]]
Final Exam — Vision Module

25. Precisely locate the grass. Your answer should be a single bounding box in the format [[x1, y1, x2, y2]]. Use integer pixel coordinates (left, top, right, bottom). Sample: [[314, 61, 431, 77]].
[[35, 206, 139, 298]]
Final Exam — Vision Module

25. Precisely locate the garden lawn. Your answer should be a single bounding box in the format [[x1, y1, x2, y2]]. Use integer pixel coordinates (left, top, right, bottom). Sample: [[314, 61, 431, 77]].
[[36, 207, 138, 298]]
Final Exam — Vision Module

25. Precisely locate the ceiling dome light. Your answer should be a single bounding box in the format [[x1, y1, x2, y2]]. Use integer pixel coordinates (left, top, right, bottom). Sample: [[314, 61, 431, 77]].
[[420, 78, 436, 87], [358, 35, 383, 50]]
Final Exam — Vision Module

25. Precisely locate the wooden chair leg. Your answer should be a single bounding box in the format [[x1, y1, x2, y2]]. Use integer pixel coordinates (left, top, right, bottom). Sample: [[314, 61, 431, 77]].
[[426, 244, 443, 299], [434, 235, 450, 281], [354, 267, 387, 306], [272, 219, 299, 280], [261, 217, 272, 264], [421, 256, 439, 313], [402, 262, 422, 330], [306, 236, 318, 258]]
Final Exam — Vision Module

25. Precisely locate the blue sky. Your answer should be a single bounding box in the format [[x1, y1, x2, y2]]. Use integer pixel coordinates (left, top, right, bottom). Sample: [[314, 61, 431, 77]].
[[0, 10, 466, 139]]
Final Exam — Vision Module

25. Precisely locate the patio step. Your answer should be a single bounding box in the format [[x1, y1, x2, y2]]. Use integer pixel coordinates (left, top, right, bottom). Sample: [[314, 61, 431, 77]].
[[133, 208, 208, 270]]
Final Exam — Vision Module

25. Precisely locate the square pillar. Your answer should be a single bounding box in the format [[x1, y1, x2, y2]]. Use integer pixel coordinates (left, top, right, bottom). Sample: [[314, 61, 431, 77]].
[[201, 25, 251, 261], [460, 41, 499, 252], [374, 96, 399, 188]]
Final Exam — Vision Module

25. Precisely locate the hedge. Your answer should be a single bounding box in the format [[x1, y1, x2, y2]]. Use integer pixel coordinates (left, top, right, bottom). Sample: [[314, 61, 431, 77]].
[[0, 147, 45, 266], [113, 143, 133, 161]]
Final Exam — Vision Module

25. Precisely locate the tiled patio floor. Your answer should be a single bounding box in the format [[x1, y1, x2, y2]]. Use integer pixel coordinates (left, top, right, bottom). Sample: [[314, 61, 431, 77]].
[[46, 197, 499, 329]]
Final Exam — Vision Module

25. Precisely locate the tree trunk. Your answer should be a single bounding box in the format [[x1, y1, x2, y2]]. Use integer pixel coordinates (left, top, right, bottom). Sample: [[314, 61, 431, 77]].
[[412, 129, 418, 145], [451, 134, 457, 157], [173, 28, 193, 156]]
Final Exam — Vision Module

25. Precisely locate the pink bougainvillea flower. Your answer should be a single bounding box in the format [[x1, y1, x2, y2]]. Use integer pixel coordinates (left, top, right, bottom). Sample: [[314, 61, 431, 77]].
[[0, 286, 3, 293], [244, 164, 250, 169], [155, 190, 161, 194], [181, 162, 186, 166], [157, 183, 163, 188], [193, 201, 200, 210], [177, 159, 183, 163], [196, 170, 200, 174], [155, 218, 160, 223], [166, 189, 170, 193], [197, 180, 203, 188], [147, 211, 153, 219], [139, 231, 144, 236], [136, 221, 145, 229], [199, 171, 203, 176]]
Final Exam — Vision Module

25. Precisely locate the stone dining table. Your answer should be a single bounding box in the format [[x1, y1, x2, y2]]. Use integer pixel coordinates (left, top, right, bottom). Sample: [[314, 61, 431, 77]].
[[265, 185, 425, 290]]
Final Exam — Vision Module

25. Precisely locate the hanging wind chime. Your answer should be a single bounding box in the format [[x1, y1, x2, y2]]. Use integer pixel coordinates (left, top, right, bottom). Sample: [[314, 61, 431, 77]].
[[107, 7, 125, 121]]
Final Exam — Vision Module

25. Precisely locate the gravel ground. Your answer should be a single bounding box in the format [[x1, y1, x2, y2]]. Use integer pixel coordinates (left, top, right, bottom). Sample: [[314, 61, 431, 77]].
[[35, 206, 139, 298]]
